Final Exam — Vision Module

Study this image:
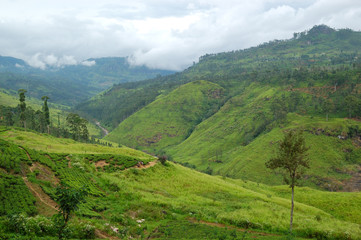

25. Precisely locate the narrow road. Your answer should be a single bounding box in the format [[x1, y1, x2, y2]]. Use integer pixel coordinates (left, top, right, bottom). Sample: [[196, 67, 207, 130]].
[[95, 121, 109, 137]]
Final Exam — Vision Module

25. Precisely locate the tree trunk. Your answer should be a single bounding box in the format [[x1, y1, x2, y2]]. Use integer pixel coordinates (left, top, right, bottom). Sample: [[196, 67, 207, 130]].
[[290, 186, 294, 233]]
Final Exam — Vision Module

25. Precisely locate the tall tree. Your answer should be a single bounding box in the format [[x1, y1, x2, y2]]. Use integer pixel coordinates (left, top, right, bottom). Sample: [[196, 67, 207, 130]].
[[42, 96, 50, 134], [345, 95, 358, 118], [66, 113, 89, 141], [18, 89, 27, 130], [322, 99, 334, 121], [265, 130, 310, 234]]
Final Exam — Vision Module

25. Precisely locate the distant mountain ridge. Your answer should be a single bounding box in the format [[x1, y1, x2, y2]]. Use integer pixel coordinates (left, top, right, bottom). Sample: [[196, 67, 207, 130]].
[[0, 56, 175, 105]]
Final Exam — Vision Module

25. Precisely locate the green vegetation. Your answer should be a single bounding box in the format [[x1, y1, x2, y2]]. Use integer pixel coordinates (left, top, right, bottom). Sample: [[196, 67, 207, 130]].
[[91, 26, 361, 190], [0, 88, 101, 137], [1, 25, 361, 239], [54, 183, 88, 239], [105, 80, 225, 151], [0, 128, 360, 239], [0, 56, 174, 106], [0, 172, 37, 216], [266, 130, 310, 234]]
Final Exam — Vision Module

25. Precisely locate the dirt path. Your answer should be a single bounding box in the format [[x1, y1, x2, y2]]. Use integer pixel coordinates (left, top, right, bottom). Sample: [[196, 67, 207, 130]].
[[22, 176, 58, 211], [66, 155, 72, 168], [19, 146, 32, 160]]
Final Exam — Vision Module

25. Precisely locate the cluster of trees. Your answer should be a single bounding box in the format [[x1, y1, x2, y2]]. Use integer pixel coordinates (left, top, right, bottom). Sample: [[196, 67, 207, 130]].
[[0, 89, 90, 142]]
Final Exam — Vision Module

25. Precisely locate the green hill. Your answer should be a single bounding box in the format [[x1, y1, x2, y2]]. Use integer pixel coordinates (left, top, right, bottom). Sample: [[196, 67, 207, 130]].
[[80, 25, 361, 190], [0, 127, 360, 239], [76, 25, 361, 128], [105, 80, 225, 151]]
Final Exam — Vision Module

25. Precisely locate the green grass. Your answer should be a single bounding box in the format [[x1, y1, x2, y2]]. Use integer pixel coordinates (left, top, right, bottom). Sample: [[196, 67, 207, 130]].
[[105, 80, 225, 152], [165, 81, 361, 187], [0, 129, 360, 239], [0, 127, 153, 160], [99, 163, 361, 239]]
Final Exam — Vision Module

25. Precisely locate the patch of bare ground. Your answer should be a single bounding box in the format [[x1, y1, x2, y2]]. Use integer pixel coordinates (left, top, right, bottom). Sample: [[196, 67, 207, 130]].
[[134, 161, 157, 169], [66, 155, 72, 168], [95, 160, 110, 170], [30, 162, 60, 185], [341, 165, 361, 192], [94, 229, 119, 239], [188, 218, 280, 237], [94, 160, 157, 171]]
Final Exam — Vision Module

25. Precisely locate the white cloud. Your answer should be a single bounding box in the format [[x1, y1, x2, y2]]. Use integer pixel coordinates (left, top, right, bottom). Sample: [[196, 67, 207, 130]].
[[0, 0, 360, 71], [26, 53, 78, 69], [81, 60, 96, 67]]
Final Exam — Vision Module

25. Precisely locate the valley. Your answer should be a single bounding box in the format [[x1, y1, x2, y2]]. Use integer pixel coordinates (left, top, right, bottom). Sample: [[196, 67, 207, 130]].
[[0, 25, 361, 239]]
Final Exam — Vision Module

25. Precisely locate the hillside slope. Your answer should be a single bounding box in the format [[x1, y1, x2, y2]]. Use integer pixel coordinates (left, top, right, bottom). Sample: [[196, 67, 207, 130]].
[[105, 80, 225, 151], [85, 26, 361, 189], [0, 127, 360, 239], [77, 25, 361, 127]]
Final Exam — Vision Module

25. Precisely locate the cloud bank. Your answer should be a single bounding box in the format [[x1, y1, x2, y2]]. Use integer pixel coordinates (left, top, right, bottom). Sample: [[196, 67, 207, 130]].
[[1, 0, 360, 71]]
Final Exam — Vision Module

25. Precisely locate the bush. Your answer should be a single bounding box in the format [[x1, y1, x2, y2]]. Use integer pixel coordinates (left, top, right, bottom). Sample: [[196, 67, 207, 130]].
[[157, 155, 167, 165]]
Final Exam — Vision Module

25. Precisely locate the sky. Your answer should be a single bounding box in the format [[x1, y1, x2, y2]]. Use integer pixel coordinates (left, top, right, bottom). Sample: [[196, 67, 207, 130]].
[[1, 0, 361, 71]]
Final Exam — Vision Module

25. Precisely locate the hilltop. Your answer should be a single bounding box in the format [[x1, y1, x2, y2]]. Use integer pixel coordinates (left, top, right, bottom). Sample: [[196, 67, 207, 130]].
[[0, 127, 360, 239]]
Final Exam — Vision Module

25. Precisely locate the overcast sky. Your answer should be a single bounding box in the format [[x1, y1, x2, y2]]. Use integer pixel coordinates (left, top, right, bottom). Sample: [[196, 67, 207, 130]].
[[1, 0, 361, 71]]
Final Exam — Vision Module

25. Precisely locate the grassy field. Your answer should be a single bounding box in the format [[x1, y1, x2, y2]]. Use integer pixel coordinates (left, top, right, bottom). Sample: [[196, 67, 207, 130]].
[[0, 128, 360, 239], [0, 127, 152, 160]]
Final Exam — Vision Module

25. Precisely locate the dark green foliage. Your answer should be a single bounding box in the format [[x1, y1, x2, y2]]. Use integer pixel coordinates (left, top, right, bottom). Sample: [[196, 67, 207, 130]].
[[66, 113, 89, 141], [0, 172, 37, 216], [0, 139, 30, 173], [18, 89, 27, 129], [266, 130, 310, 187], [42, 96, 50, 133], [158, 155, 167, 165], [53, 183, 88, 239]]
